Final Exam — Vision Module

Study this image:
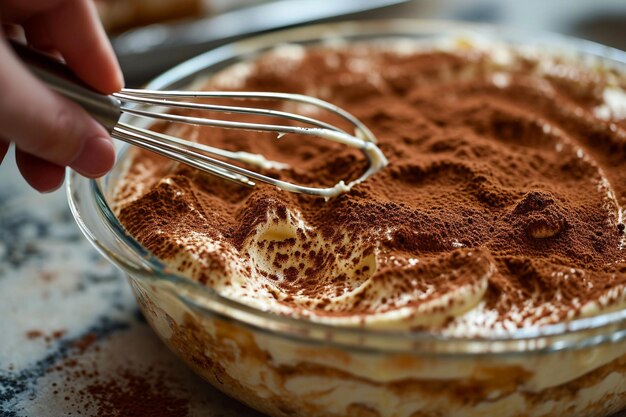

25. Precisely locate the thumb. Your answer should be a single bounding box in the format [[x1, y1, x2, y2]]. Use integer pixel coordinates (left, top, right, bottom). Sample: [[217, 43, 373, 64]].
[[0, 38, 115, 177]]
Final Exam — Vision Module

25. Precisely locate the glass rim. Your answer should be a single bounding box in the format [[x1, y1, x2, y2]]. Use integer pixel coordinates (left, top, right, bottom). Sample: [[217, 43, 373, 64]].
[[68, 19, 626, 355]]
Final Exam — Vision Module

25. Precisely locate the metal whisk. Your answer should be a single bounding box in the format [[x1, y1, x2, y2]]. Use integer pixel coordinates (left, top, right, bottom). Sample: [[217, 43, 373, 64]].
[[13, 41, 387, 198]]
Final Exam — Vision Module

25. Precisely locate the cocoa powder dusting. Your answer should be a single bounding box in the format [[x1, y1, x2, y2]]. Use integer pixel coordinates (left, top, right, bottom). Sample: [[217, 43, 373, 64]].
[[115, 43, 626, 332], [84, 368, 188, 417], [46, 333, 190, 417]]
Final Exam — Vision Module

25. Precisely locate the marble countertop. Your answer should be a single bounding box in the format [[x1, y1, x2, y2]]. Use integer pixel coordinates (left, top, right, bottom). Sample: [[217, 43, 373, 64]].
[[1, 147, 625, 417], [0, 149, 263, 416]]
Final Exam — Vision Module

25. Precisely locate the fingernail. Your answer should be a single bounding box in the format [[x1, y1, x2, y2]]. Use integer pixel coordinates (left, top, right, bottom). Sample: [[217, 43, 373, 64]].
[[71, 136, 115, 177], [41, 178, 65, 194]]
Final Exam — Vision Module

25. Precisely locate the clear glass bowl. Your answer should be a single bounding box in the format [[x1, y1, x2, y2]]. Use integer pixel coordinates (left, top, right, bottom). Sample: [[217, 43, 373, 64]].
[[68, 20, 626, 417]]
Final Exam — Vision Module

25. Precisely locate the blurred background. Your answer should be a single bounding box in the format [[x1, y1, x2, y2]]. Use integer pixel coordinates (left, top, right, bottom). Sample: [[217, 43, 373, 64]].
[[96, 0, 626, 86]]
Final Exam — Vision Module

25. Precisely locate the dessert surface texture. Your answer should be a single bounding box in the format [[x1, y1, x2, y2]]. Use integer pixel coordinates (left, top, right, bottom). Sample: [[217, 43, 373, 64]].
[[114, 41, 626, 335]]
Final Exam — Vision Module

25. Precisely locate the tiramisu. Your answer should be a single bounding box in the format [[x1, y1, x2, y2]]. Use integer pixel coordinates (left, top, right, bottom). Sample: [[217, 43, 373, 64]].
[[111, 37, 626, 417]]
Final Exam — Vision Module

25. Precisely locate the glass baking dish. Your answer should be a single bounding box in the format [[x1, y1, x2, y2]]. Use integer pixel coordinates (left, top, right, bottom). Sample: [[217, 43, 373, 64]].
[[68, 20, 626, 417]]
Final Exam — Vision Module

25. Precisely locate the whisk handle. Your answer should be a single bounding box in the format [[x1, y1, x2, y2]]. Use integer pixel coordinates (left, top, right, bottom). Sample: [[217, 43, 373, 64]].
[[10, 40, 121, 133]]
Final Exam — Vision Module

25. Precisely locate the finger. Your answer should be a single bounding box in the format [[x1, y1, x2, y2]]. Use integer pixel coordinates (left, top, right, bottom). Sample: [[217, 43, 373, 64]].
[[26, 0, 123, 94], [15, 148, 65, 193], [1, 0, 124, 94], [22, 22, 62, 60], [2, 23, 25, 42], [69, 135, 117, 179], [0, 37, 116, 176], [22, 19, 53, 50], [0, 0, 67, 21], [0, 139, 9, 164]]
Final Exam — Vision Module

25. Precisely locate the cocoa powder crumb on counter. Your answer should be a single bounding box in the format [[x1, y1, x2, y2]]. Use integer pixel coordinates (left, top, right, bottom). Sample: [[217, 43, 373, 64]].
[[73, 332, 98, 354], [25, 329, 67, 345], [25, 330, 43, 340]]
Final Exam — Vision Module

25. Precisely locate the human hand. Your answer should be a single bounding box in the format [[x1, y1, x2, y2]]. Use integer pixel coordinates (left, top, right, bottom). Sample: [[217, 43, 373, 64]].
[[0, 0, 123, 192]]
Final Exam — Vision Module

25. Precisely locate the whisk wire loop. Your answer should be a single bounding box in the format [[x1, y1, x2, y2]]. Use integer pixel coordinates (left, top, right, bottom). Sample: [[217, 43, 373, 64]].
[[110, 88, 387, 198]]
